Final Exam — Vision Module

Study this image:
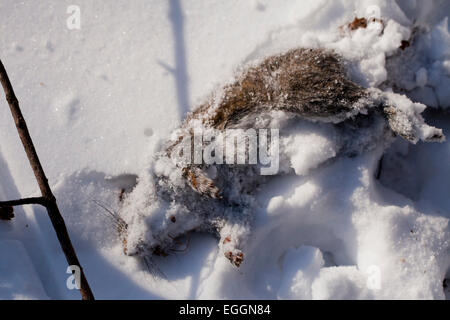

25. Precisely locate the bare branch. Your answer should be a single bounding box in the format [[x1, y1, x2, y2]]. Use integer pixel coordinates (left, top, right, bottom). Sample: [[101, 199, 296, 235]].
[[0, 58, 95, 300], [0, 197, 46, 207]]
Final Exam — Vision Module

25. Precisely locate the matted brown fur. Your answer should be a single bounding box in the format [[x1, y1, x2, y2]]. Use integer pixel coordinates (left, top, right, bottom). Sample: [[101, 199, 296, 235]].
[[119, 47, 444, 267], [184, 48, 366, 130], [167, 48, 368, 201]]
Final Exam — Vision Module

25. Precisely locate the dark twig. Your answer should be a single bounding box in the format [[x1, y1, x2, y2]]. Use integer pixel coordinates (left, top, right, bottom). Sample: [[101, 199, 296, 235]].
[[0, 197, 46, 207], [0, 58, 94, 300]]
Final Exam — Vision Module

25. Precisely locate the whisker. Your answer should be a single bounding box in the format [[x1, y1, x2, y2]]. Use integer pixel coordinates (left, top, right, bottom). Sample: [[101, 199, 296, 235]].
[[91, 200, 126, 229], [143, 256, 168, 280], [91, 199, 120, 219], [91, 199, 126, 225]]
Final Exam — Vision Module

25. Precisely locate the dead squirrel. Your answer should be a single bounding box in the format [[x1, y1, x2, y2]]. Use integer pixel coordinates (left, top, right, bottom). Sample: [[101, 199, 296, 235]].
[[118, 48, 444, 268]]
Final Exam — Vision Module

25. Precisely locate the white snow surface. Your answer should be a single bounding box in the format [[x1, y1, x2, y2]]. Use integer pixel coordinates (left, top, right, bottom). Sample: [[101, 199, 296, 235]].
[[0, 0, 449, 299]]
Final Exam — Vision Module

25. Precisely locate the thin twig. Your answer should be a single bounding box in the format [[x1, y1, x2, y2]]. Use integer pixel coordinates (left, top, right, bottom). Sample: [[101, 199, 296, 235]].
[[0, 58, 95, 300], [0, 197, 46, 207]]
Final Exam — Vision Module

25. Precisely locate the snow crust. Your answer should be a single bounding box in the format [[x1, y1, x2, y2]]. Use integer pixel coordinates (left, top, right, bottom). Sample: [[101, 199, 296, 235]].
[[0, 0, 449, 299]]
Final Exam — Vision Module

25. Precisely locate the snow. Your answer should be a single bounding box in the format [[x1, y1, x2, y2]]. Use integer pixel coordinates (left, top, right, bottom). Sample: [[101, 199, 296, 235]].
[[311, 266, 372, 300], [277, 246, 324, 299], [415, 68, 428, 88], [0, 0, 449, 300], [0, 240, 48, 299], [283, 130, 337, 176]]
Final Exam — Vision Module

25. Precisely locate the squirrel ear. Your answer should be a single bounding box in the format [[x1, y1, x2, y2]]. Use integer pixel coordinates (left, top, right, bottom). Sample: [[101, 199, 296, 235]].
[[383, 106, 445, 144], [183, 167, 221, 199]]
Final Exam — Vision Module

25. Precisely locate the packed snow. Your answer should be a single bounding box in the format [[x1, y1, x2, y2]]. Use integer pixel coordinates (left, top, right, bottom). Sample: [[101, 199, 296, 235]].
[[0, 0, 449, 300]]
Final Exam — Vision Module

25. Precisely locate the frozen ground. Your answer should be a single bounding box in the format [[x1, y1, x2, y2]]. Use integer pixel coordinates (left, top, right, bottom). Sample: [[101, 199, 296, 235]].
[[0, 0, 449, 299]]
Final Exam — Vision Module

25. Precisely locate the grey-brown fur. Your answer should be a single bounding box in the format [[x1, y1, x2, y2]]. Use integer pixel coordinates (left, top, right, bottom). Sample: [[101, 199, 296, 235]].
[[119, 48, 444, 268], [185, 48, 365, 130]]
